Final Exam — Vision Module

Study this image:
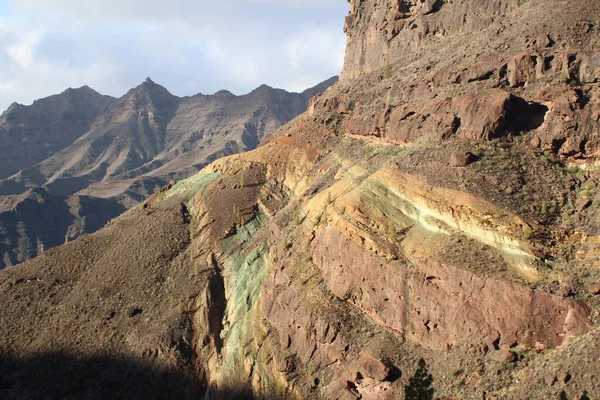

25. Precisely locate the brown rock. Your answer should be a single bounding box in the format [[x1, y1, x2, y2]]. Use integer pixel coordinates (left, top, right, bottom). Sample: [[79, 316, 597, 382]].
[[589, 283, 600, 296], [355, 377, 393, 400], [278, 358, 295, 374], [147, 193, 158, 204], [355, 353, 390, 381], [534, 342, 546, 353], [558, 371, 571, 383], [537, 34, 553, 48], [545, 373, 557, 387], [559, 137, 585, 157], [341, 0, 531, 81], [488, 349, 515, 364], [313, 228, 592, 350], [577, 198, 592, 212], [508, 53, 540, 87], [450, 151, 475, 167]]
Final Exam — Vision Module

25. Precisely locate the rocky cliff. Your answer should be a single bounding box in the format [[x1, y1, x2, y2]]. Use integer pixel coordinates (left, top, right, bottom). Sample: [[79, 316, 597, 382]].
[[0, 77, 337, 268], [1, 1, 600, 399]]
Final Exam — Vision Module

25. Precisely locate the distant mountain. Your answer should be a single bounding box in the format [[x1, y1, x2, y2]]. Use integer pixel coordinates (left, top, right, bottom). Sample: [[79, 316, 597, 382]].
[[0, 86, 114, 180], [0, 76, 337, 268]]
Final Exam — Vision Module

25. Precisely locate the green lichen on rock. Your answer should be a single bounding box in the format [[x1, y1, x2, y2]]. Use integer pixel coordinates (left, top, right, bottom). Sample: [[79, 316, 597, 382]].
[[166, 172, 221, 201], [217, 210, 272, 384]]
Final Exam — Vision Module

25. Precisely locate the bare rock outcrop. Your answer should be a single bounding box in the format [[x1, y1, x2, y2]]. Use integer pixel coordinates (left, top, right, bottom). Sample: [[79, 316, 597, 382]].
[[314, 0, 600, 164], [313, 227, 591, 350]]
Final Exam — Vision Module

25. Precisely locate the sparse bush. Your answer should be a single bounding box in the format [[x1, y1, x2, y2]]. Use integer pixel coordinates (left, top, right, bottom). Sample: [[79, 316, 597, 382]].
[[240, 169, 246, 186], [192, 262, 201, 276], [522, 225, 533, 239], [389, 222, 398, 241], [383, 62, 393, 79], [292, 210, 306, 226], [321, 210, 328, 226], [579, 181, 596, 200]]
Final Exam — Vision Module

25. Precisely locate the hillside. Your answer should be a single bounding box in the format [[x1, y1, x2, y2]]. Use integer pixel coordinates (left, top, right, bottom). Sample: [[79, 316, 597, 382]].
[[1, 0, 600, 399], [0, 77, 337, 268]]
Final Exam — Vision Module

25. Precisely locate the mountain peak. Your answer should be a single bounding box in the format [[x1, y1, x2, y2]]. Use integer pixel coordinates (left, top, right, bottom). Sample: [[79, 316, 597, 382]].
[[61, 85, 102, 98], [213, 89, 235, 98], [133, 77, 170, 94], [122, 78, 177, 109], [5, 102, 21, 112], [248, 84, 277, 97], [0, 102, 22, 120]]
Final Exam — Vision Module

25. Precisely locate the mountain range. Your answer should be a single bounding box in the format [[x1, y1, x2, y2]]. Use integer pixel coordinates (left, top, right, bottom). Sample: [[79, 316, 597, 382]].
[[0, 76, 337, 268]]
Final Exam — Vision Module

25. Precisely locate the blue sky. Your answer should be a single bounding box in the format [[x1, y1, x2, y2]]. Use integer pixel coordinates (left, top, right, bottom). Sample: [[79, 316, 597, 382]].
[[0, 0, 348, 111]]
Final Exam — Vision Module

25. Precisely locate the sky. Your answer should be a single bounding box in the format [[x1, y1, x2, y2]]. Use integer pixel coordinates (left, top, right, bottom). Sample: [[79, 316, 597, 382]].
[[0, 0, 348, 111]]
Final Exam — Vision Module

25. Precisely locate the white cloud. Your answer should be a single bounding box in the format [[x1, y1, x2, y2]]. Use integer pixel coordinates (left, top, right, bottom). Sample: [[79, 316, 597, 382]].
[[0, 1, 348, 111], [0, 19, 122, 108], [6, 30, 41, 67]]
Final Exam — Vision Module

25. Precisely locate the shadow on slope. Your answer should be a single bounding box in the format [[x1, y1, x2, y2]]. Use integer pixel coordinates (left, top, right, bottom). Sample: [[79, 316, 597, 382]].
[[0, 352, 259, 400], [405, 358, 434, 400], [0, 190, 127, 269]]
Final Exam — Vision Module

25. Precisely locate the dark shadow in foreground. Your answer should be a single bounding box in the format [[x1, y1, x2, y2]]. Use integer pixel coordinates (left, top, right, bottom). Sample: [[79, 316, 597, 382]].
[[404, 357, 434, 400], [0, 352, 257, 400], [560, 390, 591, 400]]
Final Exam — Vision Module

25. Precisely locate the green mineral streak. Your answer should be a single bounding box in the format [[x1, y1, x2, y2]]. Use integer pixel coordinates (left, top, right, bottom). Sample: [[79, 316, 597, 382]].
[[220, 210, 270, 374], [363, 179, 452, 234], [165, 172, 221, 201], [361, 180, 419, 230]]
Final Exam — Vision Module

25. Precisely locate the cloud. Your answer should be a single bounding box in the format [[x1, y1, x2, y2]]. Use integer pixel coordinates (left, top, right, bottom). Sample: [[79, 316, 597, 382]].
[[6, 30, 41, 67], [0, 19, 122, 109], [0, 0, 348, 111]]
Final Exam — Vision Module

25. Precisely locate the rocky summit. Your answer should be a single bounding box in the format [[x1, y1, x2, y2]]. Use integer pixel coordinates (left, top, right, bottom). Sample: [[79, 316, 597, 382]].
[[1, 0, 600, 399], [0, 77, 337, 269]]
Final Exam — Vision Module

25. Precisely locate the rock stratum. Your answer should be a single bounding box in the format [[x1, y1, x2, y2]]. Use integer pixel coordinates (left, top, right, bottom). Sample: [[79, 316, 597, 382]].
[[1, 0, 600, 399], [0, 77, 337, 269]]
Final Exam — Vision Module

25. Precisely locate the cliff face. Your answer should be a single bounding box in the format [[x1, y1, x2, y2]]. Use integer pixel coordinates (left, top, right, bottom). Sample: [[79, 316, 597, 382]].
[[341, 0, 528, 81], [0, 77, 337, 269], [1, 1, 600, 400], [334, 0, 600, 159]]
